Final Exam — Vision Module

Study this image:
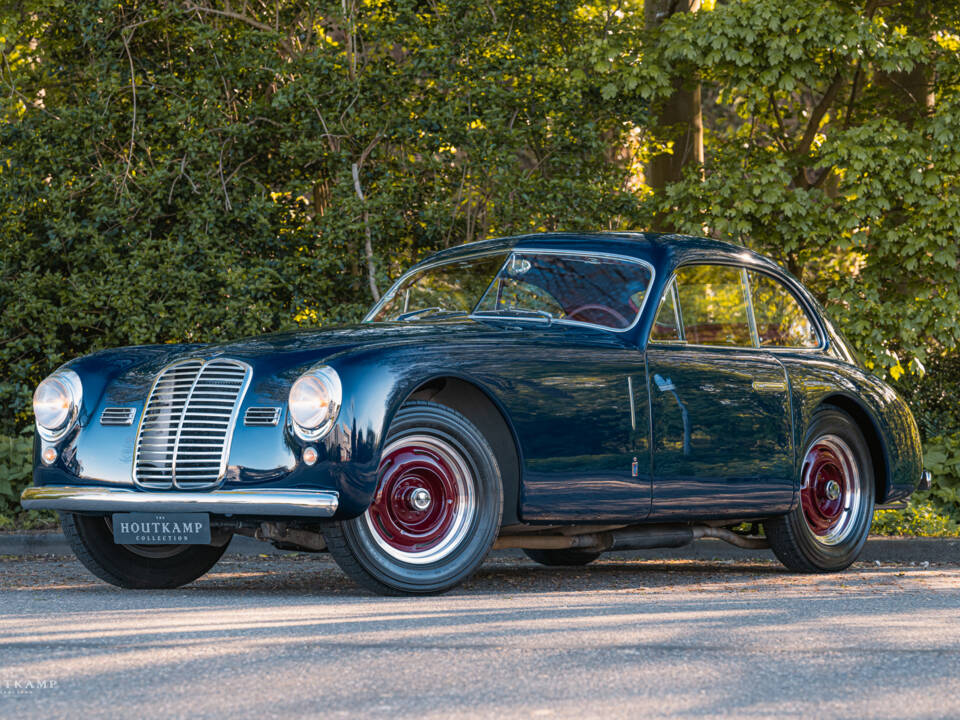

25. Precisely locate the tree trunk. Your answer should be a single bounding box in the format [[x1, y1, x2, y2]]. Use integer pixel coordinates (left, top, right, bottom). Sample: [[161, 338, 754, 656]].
[[645, 0, 703, 231], [876, 0, 935, 127]]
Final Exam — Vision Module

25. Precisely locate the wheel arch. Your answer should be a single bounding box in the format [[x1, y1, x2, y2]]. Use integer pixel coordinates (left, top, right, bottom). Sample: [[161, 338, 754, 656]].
[[401, 375, 523, 525], [819, 393, 890, 504]]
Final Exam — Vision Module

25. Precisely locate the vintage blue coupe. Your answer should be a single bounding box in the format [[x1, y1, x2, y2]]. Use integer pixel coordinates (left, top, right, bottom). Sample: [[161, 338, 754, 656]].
[[22, 233, 928, 594]]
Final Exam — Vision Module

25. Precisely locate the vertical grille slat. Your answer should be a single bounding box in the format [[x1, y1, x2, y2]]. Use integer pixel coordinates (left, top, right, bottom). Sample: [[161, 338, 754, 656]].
[[133, 359, 251, 489]]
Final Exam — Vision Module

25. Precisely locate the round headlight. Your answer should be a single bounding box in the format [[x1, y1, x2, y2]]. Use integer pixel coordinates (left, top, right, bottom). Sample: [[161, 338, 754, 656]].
[[33, 369, 82, 440], [288, 366, 341, 440]]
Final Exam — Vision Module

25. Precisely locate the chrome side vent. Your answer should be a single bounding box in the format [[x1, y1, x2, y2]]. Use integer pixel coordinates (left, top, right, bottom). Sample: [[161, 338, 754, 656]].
[[100, 407, 136, 426], [133, 359, 251, 490], [244, 407, 281, 426]]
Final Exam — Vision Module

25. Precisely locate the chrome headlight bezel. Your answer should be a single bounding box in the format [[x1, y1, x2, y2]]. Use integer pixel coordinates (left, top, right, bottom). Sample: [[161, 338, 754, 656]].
[[288, 365, 342, 441], [33, 369, 83, 442]]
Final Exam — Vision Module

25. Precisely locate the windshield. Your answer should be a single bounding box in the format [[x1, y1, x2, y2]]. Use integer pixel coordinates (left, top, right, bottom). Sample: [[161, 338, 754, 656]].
[[370, 254, 508, 322], [368, 250, 653, 331]]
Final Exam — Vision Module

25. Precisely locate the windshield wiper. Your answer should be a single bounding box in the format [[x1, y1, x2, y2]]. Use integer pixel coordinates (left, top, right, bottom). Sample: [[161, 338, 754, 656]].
[[395, 307, 468, 322], [472, 308, 554, 324]]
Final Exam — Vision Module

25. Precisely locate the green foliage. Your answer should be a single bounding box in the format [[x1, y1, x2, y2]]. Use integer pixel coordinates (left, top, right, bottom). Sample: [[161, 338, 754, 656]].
[[872, 500, 959, 538], [3, 1, 960, 533], [0, 0, 646, 437], [0, 435, 31, 508], [0, 434, 48, 528]]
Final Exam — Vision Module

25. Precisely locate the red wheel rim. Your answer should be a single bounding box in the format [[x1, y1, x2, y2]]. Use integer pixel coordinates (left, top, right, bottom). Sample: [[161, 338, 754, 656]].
[[799, 435, 860, 544], [365, 435, 475, 563]]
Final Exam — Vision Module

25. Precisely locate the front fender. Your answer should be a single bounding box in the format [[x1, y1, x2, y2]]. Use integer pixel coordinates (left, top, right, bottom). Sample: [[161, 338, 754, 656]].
[[322, 347, 513, 517]]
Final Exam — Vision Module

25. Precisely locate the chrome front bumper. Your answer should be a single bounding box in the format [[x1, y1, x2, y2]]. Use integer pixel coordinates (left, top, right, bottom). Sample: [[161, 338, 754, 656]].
[[21, 485, 339, 517]]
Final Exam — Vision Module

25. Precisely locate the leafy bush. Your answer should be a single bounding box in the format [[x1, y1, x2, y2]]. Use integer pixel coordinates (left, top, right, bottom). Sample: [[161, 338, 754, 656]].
[[3, 1, 960, 535], [0, 0, 648, 438], [0, 434, 56, 530], [0, 435, 32, 513]]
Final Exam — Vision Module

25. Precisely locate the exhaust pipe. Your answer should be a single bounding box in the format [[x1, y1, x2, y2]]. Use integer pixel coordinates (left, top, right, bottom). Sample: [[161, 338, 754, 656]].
[[494, 524, 769, 552]]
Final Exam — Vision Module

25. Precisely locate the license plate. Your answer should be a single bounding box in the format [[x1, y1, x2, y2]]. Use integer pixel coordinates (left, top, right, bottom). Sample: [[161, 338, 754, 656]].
[[112, 513, 211, 545]]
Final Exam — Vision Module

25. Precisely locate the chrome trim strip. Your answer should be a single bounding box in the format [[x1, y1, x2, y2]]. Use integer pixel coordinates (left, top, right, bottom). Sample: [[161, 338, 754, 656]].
[[365, 247, 657, 335], [741, 268, 761, 347], [21, 486, 339, 517]]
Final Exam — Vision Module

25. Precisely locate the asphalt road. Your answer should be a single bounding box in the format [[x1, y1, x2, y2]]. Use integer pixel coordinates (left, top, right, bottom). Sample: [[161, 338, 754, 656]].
[[2, 553, 959, 719]]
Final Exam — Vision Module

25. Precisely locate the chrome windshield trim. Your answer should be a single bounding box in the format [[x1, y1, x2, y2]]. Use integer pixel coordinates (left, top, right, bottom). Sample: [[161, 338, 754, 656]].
[[365, 247, 657, 335], [21, 486, 339, 517]]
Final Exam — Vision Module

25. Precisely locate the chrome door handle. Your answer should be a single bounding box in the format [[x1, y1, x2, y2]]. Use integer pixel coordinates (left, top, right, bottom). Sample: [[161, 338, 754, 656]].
[[751, 380, 786, 392]]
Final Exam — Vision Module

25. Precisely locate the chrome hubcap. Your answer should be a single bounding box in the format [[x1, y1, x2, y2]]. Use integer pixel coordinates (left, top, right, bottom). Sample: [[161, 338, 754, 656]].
[[364, 434, 477, 565], [408, 487, 432, 511], [800, 434, 862, 546]]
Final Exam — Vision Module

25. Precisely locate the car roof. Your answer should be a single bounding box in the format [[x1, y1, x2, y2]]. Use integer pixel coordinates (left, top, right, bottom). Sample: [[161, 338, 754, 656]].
[[412, 232, 786, 277]]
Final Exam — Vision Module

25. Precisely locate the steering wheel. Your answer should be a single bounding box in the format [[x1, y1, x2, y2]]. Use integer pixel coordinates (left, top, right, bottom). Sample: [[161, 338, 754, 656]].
[[566, 304, 628, 328]]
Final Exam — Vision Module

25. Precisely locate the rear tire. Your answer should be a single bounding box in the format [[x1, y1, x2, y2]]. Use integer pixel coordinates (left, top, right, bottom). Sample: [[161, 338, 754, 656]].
[[765, 407, 875, 572], [523, 548, 602, 566], [324, 401, 502, 595], [60, 512, 229, 588]]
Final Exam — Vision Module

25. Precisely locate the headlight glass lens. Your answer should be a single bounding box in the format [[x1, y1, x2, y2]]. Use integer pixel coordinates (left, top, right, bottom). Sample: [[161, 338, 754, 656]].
[[288, 366, 341, 439], [34, 370, 81, 437]]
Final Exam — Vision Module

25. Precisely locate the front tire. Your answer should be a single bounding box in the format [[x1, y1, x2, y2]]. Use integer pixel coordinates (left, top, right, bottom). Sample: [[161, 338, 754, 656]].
[[324, 401, 503, 595], [765, 407, 875, 572], [60, 512, 229, 588]]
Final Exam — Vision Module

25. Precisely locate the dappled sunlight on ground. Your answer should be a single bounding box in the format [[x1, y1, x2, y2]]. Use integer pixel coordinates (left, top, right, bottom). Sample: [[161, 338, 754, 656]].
[[2, 553, 958, 719]]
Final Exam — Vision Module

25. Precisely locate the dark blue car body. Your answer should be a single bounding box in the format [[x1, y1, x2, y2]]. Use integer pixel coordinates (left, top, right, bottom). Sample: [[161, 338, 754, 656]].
[[26, 233, 923, 528]]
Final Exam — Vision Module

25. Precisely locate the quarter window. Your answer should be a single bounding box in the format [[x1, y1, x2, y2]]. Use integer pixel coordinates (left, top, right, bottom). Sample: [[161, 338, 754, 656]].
[[748, 271, 819, 347], [650, 279, 682, 342], [674, 265, 753, 347]]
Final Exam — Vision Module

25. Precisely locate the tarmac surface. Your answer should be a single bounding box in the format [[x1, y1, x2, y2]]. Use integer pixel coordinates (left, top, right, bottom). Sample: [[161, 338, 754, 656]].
[[1, 549, 959, 719]]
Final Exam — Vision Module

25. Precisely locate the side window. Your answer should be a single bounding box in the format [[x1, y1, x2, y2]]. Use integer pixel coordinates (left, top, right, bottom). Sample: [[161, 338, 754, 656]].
[[650, 279, 682, 342], [675, 265, 753, 347], [748, 271, 819, 348]]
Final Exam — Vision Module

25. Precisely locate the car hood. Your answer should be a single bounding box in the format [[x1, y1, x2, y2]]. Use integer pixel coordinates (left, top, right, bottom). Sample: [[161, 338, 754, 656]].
[[66, 317, 632, 415], [65, 320, 509, 404]]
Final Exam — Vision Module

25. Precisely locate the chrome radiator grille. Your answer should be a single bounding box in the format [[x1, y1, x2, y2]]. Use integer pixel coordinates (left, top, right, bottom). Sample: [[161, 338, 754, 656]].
[[134, 359, 251, 489]]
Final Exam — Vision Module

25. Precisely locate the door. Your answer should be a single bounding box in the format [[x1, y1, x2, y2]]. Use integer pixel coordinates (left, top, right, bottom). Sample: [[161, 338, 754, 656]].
[[469, 249, 655, 522], [645, 264, 795, 519]]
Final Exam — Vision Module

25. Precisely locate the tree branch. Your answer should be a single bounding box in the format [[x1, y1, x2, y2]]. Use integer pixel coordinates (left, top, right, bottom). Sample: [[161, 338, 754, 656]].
[[794, 72, 844, 160], [767, 90, 791, 153], [352, 162, 380, 301], [184, 3, 274, 33], [119, 28, 138, 196], [843, 60, 864, 130]]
